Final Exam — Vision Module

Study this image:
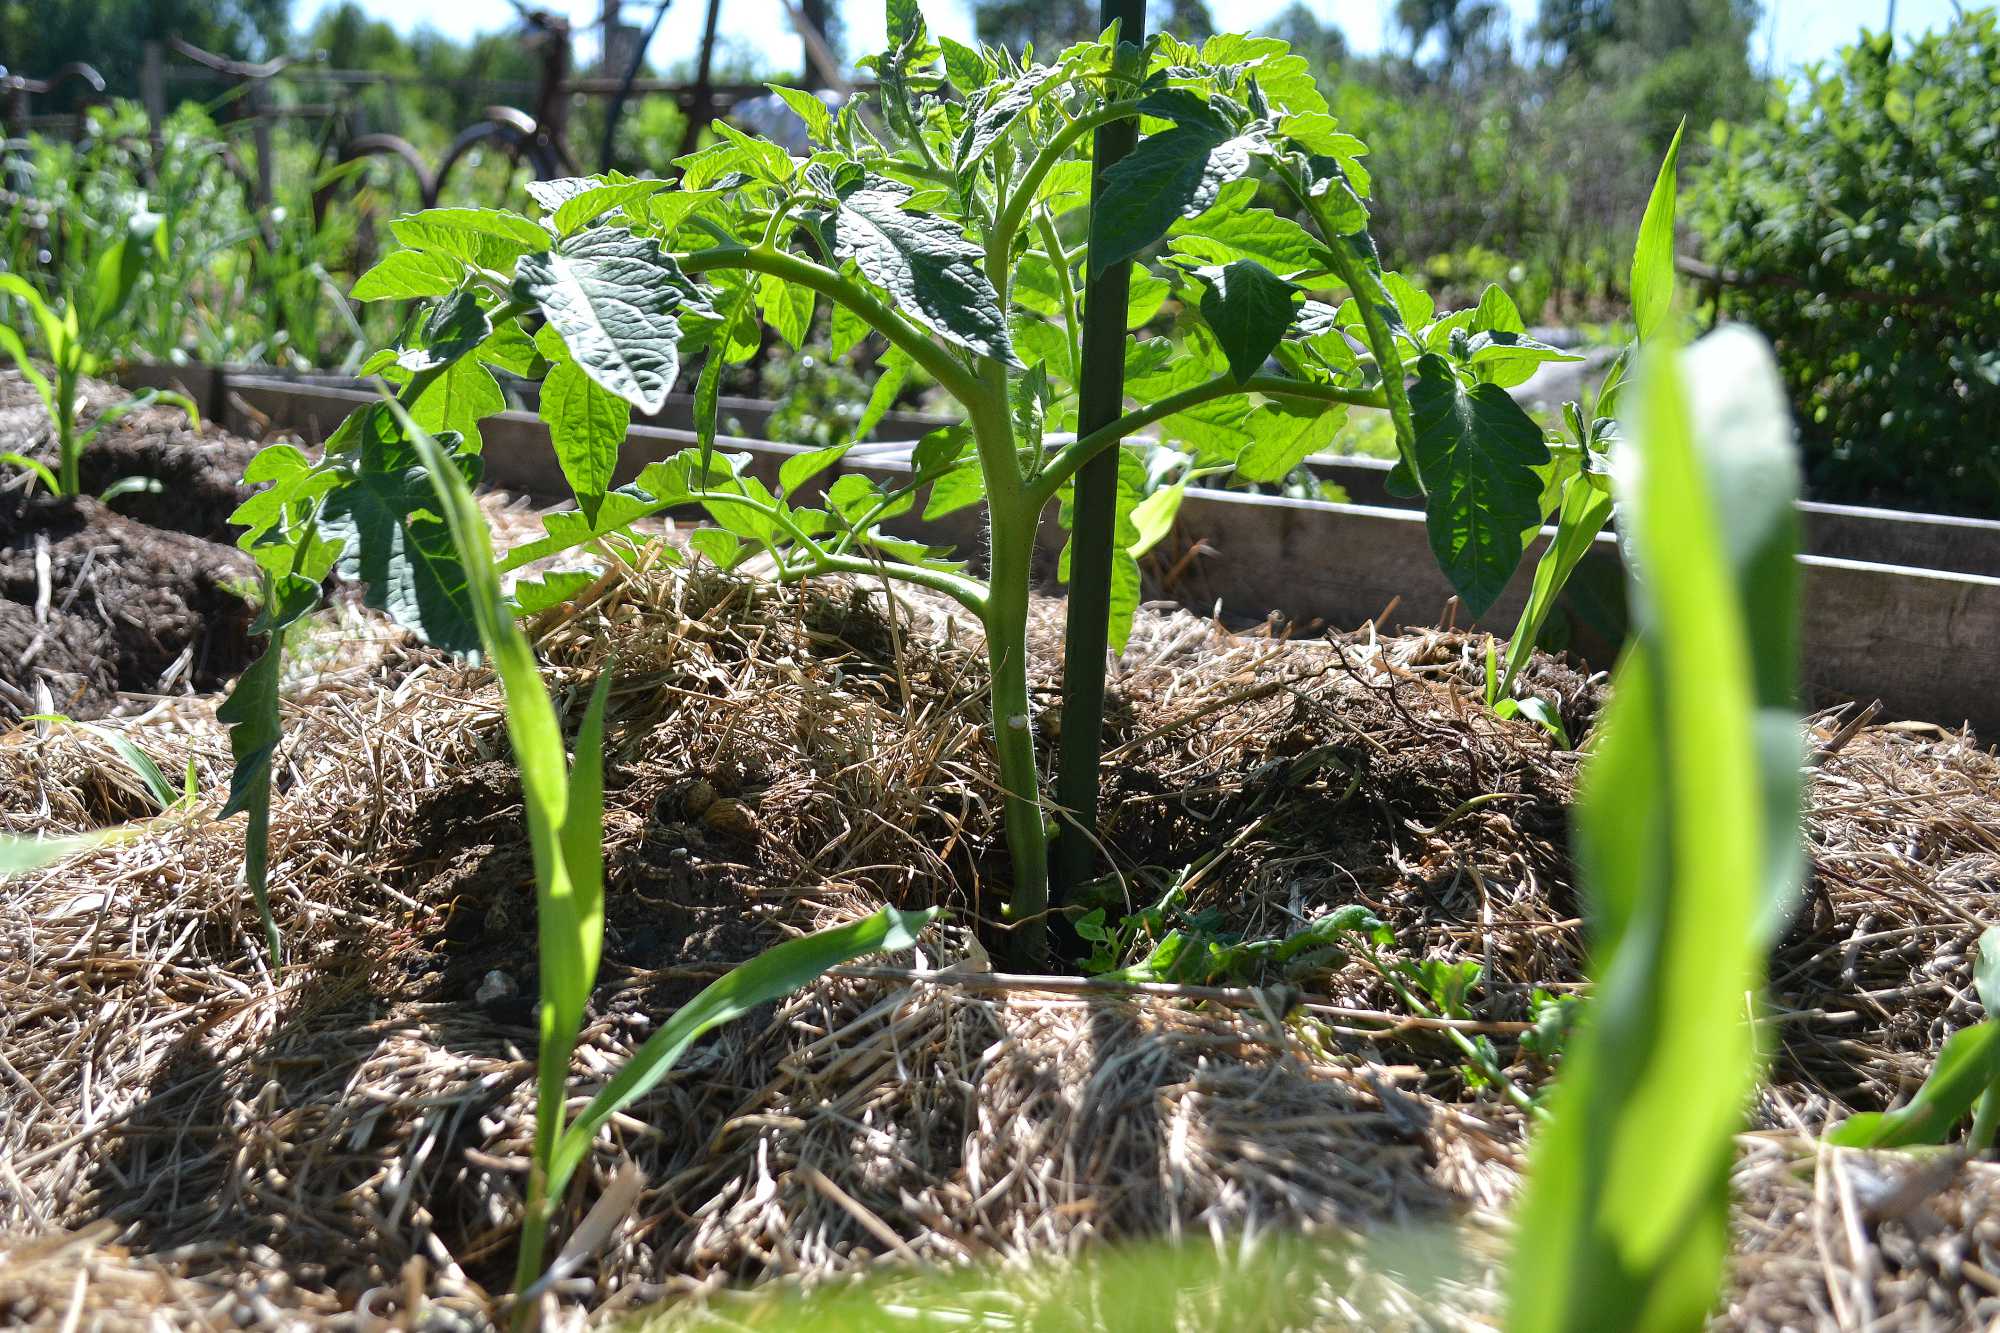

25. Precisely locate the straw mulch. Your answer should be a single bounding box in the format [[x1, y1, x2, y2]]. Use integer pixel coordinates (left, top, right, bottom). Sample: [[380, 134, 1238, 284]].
[[1, 551, 1997, 1331]]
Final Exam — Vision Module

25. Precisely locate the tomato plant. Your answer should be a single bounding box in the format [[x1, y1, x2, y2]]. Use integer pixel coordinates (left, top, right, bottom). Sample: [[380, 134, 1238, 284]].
[[225, 6, 1578, 965]]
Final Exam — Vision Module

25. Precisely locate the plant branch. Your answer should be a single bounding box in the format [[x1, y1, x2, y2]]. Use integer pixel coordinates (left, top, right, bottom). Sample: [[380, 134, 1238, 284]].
[[987, 100, 1139, 278], [1271, 163, 1422, 487], [696, 489, 830, 560], [1035, 208, 1082, 385], [826, 458, 966, 557], [678, 245, 987, 407], [802, 549, 990, 612], [1031, 374, 1387, 507]]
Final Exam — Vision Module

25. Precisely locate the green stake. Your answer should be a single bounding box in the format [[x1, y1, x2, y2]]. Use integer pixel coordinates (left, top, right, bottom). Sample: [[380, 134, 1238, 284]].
[[1052, 0, 1147, 914]]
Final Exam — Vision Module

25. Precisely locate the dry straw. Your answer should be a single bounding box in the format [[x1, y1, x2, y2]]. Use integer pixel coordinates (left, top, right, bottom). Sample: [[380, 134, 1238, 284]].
[[3, 558, 1998, 1328]]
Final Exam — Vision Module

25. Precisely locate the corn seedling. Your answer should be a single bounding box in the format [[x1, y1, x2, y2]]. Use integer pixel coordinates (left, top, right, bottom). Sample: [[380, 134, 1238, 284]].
[[379, 398, 939, 1304], [22, 713, 192, 814], [1508, 324, 1805, 1331], [0, 221, 198, 497], [1485, 120, 1686, 730]]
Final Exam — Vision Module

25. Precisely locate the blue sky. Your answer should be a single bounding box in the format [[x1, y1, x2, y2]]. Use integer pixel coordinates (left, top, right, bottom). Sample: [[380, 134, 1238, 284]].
[[302, 0, 1962, 75]]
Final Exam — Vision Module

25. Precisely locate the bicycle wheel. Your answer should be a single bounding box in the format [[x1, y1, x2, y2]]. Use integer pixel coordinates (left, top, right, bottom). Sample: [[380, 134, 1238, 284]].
[[433, 110, 565, 212], [311, 132, 434, 279]]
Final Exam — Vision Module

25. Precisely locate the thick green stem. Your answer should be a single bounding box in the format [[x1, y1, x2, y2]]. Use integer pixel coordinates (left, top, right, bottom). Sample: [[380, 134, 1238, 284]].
[[684, 244, 1047, 958], [984, 503, 1049, 966]]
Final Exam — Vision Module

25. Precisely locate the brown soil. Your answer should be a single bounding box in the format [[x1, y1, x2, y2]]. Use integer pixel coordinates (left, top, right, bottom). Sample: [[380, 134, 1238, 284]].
[[4, 558, 1997, 1330], [0, 372, 261, 719]]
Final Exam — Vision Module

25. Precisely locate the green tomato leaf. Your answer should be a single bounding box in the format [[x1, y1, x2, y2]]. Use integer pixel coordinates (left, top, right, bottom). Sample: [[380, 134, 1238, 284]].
[[1169, 199, 1329, 281], [410, 353, 505, 452], [1127, 481, 1186, 558], [390, 207, 552, 270], [318, 427, 483, 655], [352, 250, 468, 302], [1467, 330, 1584, 390], [1090, 126, 1261, 276], [515, 226, 707, 414], [541, 356, 632, 505], [779, 442, 852, 494], [766, 85, 835, 143], [937, 35, 991, 92], [396, 290, 492, 373], [1195, 259, 1302, 384], [1472, 283, 1525, 335], [1236, 398, 1346, 483], [923, 461, 986, 519], [688, 527, 745, 568], [834, 182, 1016, 366], [507, 567, 600, 616], [1408, 353, 1549, 616], [709, 118, 799, 184], [912, 423, 973, 475], [957, 65, 1061, 169], [695, 276, 758, 471], [550, 180, 667, 236], [1126, 271, 1170, 329], [757, 272, 815, 351], [1381, 271, 1434, 332], [476, 318, 539, 376], [497, 452, 734, 572], [854, 346, 913, 443]]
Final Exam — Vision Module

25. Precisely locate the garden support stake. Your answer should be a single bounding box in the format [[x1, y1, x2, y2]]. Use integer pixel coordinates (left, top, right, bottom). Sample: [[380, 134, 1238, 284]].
[[1051, 0, 1146, 933]]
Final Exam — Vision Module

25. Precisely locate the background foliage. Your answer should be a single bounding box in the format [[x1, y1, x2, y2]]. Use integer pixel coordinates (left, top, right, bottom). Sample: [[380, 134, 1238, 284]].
[[5, 0, 1995, 515], [1689, 10, 2000, 513]]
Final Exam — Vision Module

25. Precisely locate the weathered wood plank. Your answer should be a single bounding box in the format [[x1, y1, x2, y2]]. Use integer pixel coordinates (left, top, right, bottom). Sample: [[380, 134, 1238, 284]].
[[1154, 486, 2000, 736], [122, 367, 2000, 734]]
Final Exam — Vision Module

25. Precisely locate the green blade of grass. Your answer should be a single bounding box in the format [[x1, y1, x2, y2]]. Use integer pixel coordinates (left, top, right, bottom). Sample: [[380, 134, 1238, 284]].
[[1827, 1022, 2000, 1150], [0, 829, 125, 877]]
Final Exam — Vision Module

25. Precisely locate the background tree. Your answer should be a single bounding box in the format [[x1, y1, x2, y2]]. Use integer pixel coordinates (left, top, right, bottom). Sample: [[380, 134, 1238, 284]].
[[1536, 0, 1763, 141], [0, 0, 289, 105], [1393, 0, 1510, 78], [1268, 3, 1349, 67], [972, 0, 1213, 53]]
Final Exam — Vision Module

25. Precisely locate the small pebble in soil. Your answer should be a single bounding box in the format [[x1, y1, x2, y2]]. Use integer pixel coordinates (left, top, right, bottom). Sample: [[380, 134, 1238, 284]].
[[702, 797, 759, 841], [475, 969, 517, 1007], [683, 777, 717, 816]]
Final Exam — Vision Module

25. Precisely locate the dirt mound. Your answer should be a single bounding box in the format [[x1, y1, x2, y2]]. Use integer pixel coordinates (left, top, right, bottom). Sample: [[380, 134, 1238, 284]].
[[0, 372, 263, 719], [1, 562, 1996, 1329], [0, 492, 258, 718]]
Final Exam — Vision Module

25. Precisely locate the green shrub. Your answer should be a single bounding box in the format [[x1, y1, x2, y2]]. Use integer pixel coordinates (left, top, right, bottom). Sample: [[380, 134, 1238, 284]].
[[1689, 13, 2000, 514]]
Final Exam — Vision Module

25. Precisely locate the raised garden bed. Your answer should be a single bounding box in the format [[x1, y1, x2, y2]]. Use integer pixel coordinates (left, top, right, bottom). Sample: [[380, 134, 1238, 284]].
[[120, 364, 2000, 737]]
